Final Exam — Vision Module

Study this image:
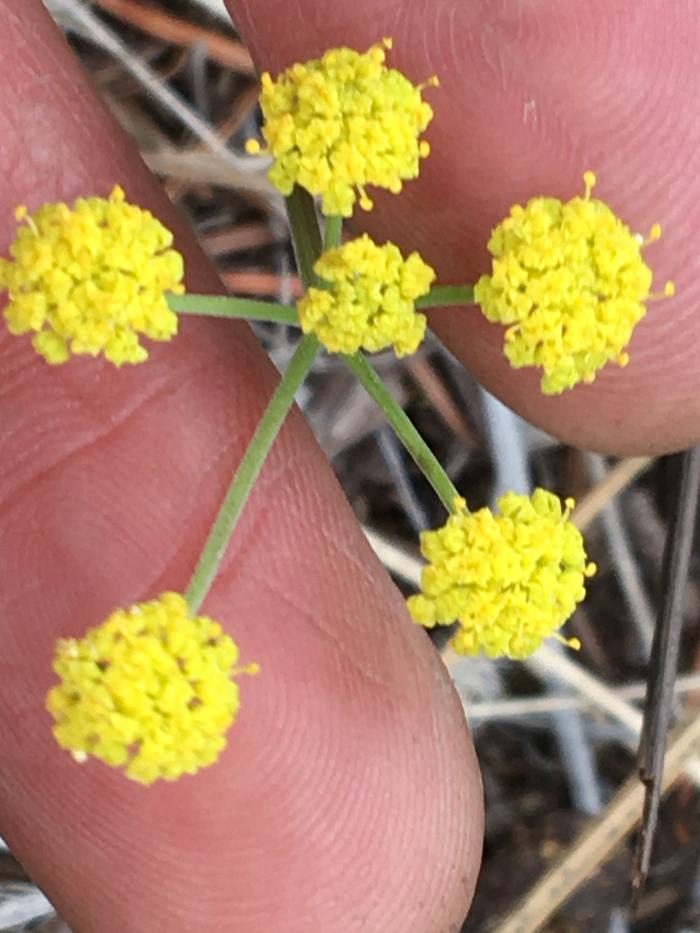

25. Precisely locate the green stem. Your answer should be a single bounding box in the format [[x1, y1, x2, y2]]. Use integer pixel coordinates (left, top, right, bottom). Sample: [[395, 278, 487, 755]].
[[185, 333, 319, 614], [323, 215, 343, 251], [167, 292, 299, 325], [286, 186, 323, 289], [415, 284, 475, 309], [184, 188, 326, 614], [343, 353, 460, 512]]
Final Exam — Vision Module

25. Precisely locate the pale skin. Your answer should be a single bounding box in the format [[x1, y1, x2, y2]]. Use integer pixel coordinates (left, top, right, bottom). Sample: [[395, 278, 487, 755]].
[[0, 1, 698, 931]]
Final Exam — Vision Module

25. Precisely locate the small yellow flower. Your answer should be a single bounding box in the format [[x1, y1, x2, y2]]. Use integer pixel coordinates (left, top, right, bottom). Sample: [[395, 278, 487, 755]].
[[46, 592, 258, 784], [0, 187, 184, 366], [407, 489, 595, 659], [297, 234, 434, 356], [474, 172, 673, 394], [246, 39, 437, 216]]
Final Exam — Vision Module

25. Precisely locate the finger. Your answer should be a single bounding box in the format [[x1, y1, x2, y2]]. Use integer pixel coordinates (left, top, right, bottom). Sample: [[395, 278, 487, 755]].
[[0, 5, 483, 932], [230, 0, 700, 455]]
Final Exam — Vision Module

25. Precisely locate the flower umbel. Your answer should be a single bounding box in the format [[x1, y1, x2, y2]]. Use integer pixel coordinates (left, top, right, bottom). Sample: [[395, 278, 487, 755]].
[[0, 187, 184, 366], [46, 592, 258, 784], [246, 40, 437, 217], [298, 234, 435, 356], [474, 172, 672, 394], [407, 489, 595, 659]]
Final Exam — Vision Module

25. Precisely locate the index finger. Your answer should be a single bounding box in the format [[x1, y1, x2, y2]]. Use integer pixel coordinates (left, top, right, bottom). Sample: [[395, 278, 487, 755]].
[[231, 0, 700, 455], [0, 4, 483, 931]]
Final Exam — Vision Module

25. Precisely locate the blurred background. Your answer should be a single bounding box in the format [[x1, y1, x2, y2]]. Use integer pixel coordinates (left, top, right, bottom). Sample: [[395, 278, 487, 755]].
[[3, 2, 700, 930]]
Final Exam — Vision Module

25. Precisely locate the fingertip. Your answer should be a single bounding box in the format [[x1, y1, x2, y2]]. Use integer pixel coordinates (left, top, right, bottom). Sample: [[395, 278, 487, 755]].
[[228, 0, 700, 455], [1, 5, 484, 932]]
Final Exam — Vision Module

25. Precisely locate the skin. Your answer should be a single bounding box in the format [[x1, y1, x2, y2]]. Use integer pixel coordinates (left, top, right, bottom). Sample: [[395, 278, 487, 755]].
[[0, 0, 698, 930], [232, 0, 700, 456]]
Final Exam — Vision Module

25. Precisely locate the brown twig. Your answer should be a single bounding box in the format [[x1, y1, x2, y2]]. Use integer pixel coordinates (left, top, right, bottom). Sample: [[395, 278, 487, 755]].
[[93, 0, 255, 74], [490, 710, 700, 933], [202, 223, 273, 257], [165, 82, 261, 203], [406, 355, 479, 447], [571, 456, 653, 531], [221, 269, 303, 298], [143, 150, 273, 196]]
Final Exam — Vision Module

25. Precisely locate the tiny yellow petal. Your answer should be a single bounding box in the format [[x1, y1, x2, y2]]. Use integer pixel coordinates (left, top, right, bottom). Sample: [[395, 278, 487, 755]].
[[555, 634, 581, 651]]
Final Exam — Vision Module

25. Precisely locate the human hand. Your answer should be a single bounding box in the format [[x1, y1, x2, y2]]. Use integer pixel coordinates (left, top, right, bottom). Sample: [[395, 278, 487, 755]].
[[0, 4, 480, 932], [2, 1, 698, 931]]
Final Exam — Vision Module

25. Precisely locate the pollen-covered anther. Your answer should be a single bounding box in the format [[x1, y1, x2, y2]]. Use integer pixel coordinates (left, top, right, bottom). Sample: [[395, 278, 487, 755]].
[[246, 40, 437, 217], [46, 592, 258, 784], [406, 489, 595, 659], [297, 234, 435, 356], [473, 172, 671, 394], [0, 187, 184, 366]]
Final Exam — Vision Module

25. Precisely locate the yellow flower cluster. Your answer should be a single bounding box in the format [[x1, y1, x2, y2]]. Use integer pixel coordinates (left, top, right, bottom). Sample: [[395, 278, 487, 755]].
[[474, 172, 670, 394], [46, 592, 258, 784], [246, 40, 437, 216], [407, 489, 595, 659], [0, 187, 184, 366], [297, 234, 435, 356]]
